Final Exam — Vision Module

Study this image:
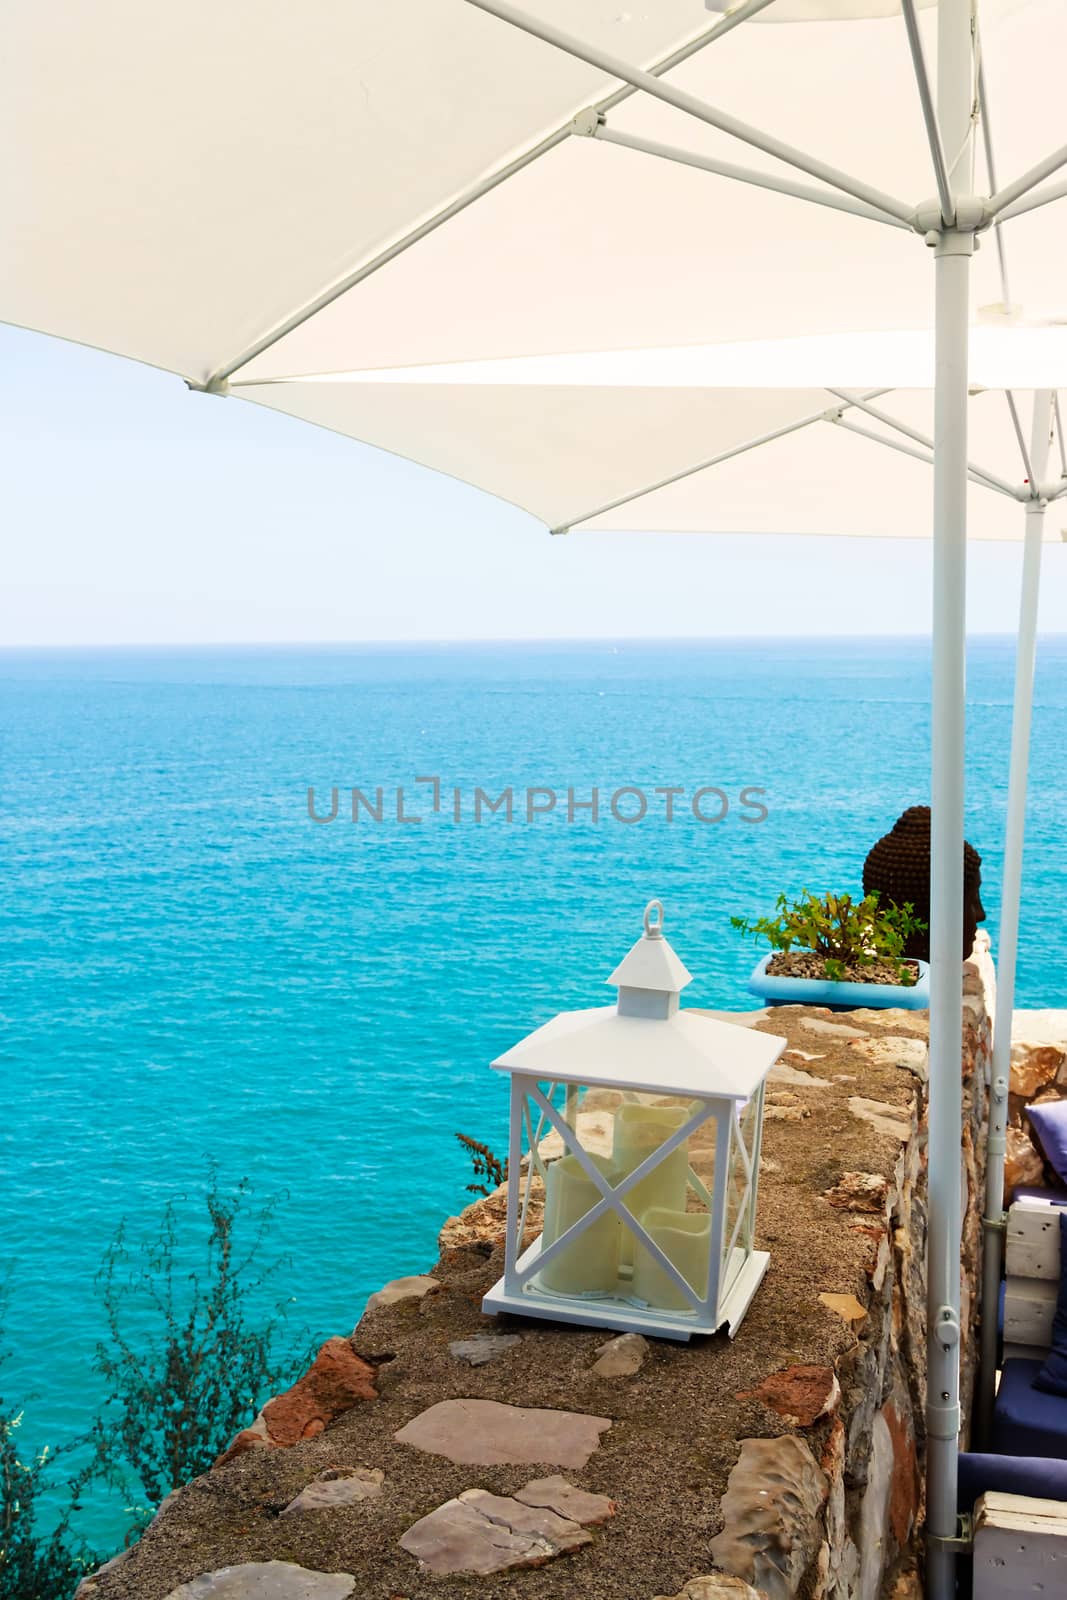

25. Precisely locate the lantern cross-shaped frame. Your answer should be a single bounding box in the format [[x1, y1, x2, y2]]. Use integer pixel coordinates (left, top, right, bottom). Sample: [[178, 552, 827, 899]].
[[483, 901, 786, 1341]]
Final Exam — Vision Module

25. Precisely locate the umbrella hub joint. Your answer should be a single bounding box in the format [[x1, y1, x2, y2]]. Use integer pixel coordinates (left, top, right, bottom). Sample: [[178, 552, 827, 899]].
[[911, 195, 992, 247], [568, 107, 605, 139]]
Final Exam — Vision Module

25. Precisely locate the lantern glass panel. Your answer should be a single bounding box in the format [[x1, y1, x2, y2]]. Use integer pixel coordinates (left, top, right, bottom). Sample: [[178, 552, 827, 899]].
[[721, 1092, 759, 1301], [512, 1081, 719, 1315]]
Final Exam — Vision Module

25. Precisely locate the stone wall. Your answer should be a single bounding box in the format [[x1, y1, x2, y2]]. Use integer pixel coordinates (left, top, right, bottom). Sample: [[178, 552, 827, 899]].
[[77, 959, 993, 1600]]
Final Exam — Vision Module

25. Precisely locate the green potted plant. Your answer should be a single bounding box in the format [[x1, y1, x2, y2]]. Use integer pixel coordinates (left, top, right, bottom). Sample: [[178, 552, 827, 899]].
[[732, 889, 929, 1011]]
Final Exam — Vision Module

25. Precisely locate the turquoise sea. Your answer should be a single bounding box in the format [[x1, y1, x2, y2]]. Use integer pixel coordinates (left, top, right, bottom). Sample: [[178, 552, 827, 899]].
[[2, 636, 1066, 1552]]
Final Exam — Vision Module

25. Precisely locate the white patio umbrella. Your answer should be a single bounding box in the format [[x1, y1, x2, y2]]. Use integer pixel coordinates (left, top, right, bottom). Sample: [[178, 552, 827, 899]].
[[236, 351, 1064, 1564], [234, 353, 1062, 1334], [8, 2, 1067, 1589], [222, 8, 1066, 1580]]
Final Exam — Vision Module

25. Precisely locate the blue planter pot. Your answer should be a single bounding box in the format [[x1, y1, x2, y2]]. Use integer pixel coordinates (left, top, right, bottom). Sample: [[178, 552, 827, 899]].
[[746, 952, 930, 1012]]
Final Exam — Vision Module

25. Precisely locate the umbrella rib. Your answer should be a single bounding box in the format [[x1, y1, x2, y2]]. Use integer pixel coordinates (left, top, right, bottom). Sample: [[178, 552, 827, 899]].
[[551, 389, 892, 535], [975, 53, 1011, 308], [996, 175, 1067, 225], [831, 416, 939, 468], [974, 20, 1067, 226], [989, 141, 1067, 217], [462, 0, 914, 224], [1055, 394, 1067, 480], [201, 7, 773, 391], [831, 415, 1015, 500], [827, 389, 1020, 498], [592, 125, 908, 230], [1004, 390, 1036, 491], [900, 0, 954, 225]]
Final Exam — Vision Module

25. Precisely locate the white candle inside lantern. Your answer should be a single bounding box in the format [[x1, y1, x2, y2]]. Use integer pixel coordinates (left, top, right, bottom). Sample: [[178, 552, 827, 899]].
[[539, 1153, 620, 1296], [613, 1102, 690, 1264], [631, 1205, 711, 1312]]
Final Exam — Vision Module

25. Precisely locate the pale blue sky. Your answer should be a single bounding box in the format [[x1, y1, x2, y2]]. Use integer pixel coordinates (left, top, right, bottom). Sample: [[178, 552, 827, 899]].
[[3, 324, 1065, 647]]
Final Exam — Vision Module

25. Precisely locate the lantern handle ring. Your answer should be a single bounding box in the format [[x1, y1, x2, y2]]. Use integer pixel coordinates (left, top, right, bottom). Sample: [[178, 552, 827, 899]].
[[643, 898, 665, 939]]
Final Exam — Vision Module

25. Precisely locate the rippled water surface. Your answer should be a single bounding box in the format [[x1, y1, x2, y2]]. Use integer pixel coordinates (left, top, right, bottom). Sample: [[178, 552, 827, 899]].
[[2, 637, 1065, 1548]]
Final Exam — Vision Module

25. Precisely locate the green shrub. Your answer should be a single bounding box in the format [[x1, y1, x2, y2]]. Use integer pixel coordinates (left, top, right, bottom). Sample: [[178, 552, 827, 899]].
[[0, 1341, 98, 1600], [1, 1173, 309, 1593], [731, 889, 926, 984], [91, 1171, 309, 1524]]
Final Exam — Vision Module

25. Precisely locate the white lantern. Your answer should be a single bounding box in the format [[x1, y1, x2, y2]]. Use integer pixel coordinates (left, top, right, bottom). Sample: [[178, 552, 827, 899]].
[[483, 901, 786, 1341]]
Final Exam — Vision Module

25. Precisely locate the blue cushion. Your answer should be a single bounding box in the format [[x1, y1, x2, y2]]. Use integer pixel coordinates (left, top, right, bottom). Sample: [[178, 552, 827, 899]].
[[992, 1358, 1067, 1458], [1027, 1100, 1067, 1185], [1035, 1212, 1067, 1396], [959, 1452, 1067, 1510]]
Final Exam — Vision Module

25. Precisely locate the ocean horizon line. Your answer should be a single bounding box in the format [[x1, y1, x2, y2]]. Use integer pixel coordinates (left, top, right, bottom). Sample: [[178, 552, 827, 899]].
[[3, 631, 1066, 655]]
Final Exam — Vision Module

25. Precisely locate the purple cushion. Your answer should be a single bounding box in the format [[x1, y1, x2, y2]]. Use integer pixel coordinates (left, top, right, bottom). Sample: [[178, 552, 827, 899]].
[[1035, 1212, 1067, 1397], [1026, 1099, 1067, 1185], [992, 1359, 1067, 1455]]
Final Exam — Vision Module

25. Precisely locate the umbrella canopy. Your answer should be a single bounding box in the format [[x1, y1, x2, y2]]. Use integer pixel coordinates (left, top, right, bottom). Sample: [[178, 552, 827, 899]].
[[235, 360, 1067, 540], [3, 1, 1065, 388]]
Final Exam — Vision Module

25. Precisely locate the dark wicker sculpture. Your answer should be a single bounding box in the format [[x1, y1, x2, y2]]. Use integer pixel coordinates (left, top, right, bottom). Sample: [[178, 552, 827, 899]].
[[862, 805, 985, 962]]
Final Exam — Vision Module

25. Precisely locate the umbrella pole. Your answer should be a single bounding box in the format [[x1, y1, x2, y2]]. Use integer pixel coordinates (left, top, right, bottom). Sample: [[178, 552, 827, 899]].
[[975, 390, 1053, 1446], [925, 2, 975, 1595], [926, 220, 971, 1600]]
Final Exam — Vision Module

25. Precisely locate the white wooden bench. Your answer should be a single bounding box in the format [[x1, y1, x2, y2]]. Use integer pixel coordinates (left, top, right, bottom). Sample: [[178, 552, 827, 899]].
[[973, 1491, 1067, 1600], [972, 1207, 1067, 1566], [1003, 1194, 1063, 1361]]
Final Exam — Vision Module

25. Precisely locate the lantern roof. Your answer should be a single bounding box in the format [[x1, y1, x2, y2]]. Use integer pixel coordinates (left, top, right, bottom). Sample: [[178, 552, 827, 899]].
[[491, 1005, 783, 1100], [607, 899, 693, 999], [491, 901, 785, 1100]]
